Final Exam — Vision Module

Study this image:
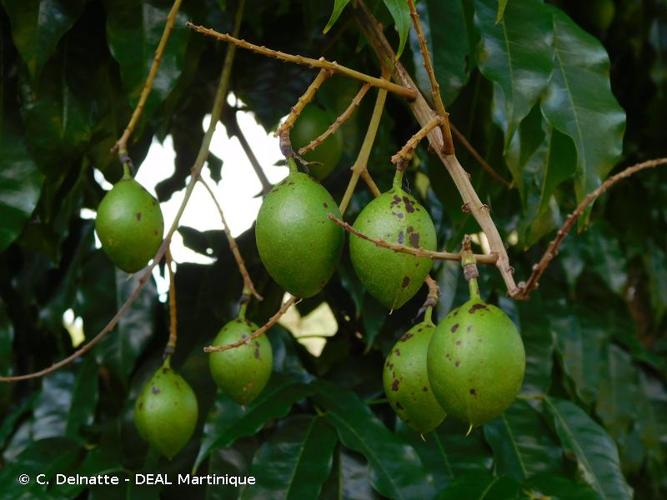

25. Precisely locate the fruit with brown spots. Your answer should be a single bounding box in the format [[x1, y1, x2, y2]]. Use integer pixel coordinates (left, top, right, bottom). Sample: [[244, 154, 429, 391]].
[[349, 175, 436, 309], [383, 318, 446, 433], [209, 318, 273, 404], [290, 105, 343, 180], [256, 169, 344, 297], [95, 173, 164, 273], [427, 296, 525, 427], [134, 360, 198, 459]]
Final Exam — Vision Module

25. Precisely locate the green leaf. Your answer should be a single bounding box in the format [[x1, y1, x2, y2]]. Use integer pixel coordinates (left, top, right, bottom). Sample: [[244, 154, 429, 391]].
[[242, 415, 338, 499], [0, 131, 44, 252], [195, 374, 313, 471], [551, 305, 607, 405], [104, 0, 188, 117], [544, 397, 633, 500], [474, 0, 553, 146], [397, 418, 492, 491], [0, 0, 86, 79], [383, 0, 411, 58], [64, 356, 99, 439], [483, 400, 563, 481], [516, 298, 555, 397], [314, 381, 432, 499], [323, 0, 352, 34], [595, 345, 637, 440], [437, 472, 520, 499], [540, 8, 626, 208], [644, 242, 667, 323], [410, 0, 471, 105], [523, 473, 600, 500], [496, 0, 509, 23], [320, 446, 376, 500]]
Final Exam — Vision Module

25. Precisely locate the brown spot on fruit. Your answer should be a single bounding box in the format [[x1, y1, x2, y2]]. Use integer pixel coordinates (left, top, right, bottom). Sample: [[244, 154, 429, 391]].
[[391, 194, 402, 207], [396, 401, 404, 410], [466, 325, 472, 332], [409, 232, 420, 248], [397, 230, 405, 244], [456, 340, 461, 346], [400, 332, 413, 342], [395, 349, 401, 356], [401, 276, 411, 288], [392, 379, 400, 391], [151, 385, 160, 394], [136, 212, 142, 221], [469, 388, 477, 396], [422, 386, 428, 392], [323, 202, 328, 208], [469, 303, 488, 314], [451, 324, 459, 333], [402, 196, 416, 213], [455, 360, 460, 367]]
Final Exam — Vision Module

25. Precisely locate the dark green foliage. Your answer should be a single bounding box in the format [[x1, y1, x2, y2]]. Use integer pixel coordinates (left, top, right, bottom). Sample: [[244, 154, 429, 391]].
[[0, 0, 665, 498]]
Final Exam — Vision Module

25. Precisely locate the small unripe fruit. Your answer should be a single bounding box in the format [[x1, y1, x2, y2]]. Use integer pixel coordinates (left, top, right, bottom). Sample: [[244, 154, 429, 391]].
[[256, 172, 344, 298], [209, 318, 273, 405], [291, 105, 343, 180], [134, 363, 198, 459], [427, 298, 525, 426], [383, 319, 446, 434], [95, 176, 163, 273], [349, 188, 436, 310]]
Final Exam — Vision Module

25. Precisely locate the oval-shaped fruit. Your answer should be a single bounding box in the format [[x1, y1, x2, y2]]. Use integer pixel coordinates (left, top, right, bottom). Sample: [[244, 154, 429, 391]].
[[95, 177, 164, 273], [209, 318, 273, 405], [383, 320, 446, 434], [291, 105, 343, 180], [427, 298, 525, 426], [349, 188, 436, 309], [256, 172, 344, 297], [134, 363, 198, 459]]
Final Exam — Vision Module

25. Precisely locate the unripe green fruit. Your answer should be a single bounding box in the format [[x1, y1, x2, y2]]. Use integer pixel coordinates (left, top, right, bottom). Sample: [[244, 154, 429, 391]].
[[95, 177, 164, 273], [134, 363, 198, 459], [427, 298, 525, 426], [209, 319, 273, 405], [349, 188, 436, 310], [256, 172, 344, 297], [383, 319, 446, 434], [291, 105, 343, 180]]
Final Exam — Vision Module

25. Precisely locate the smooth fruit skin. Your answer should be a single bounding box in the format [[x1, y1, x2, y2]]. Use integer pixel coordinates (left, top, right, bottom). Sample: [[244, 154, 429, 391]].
[[383, 320, 446, 434], [209, 319, 273, 405], [290, 105, 343, 180], [255, 172, 344, 298], [349, 189, 436, 310], [95, 177, 164, 273], [427, 298, 525, 426], [134, 364, 198, 459]]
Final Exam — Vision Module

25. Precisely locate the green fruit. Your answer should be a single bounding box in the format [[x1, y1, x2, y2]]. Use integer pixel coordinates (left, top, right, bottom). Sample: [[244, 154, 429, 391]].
[[209, 318, 273, 405], [427, 297, 525, 426], [95, 176, 164, 273], [256, 172, 344, 297], [349, 188, 436, 310], [134, 362, 198, 459], [383, 319, 446, 434], [291, 105, 343, 180]]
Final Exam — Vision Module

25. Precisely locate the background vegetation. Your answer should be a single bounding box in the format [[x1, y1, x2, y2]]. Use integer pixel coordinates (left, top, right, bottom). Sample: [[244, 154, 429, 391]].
[[0, 0, 666, 498]]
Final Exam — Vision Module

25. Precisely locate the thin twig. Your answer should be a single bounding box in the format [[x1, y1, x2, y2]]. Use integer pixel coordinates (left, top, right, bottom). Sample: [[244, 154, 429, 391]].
[[113, 0, 183, 160], [328, 214, 498, 264], [277, 69, 333, 158], [0, 0, 247, 383], [451, 124, 511, 187], [514, 157, 667, 300], [164, 247, 178, 358], [407, 0, 454, 154], [204, 296, 300, 352], [360, 169, 381, 197], [391, 116, 443, 168], [224, 110, 272, 195], [186, 23, 418, 100], [354, 1, 519, 296], [199, 177, 262, 300], [298, 83, 371, 155], [339, 75, 389, 215]]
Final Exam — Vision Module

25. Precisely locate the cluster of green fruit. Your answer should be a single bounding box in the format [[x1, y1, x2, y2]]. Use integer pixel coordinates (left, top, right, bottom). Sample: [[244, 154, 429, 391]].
[[95, 171, 273, 459]]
